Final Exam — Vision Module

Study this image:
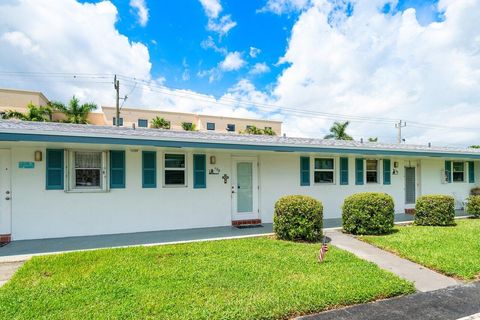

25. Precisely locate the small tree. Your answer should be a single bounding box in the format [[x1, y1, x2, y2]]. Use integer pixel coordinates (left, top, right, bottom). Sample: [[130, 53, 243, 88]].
[[3, 103, 52, 122], [263, 127, 276, 135], [368, 137, 378, 142], [151, 116, 170, 129], [50, 96, 96, 124], [242, 125, 263, 135], [324, 121, 353, 140], [469, 145, 480, 149], [241, 125, 276, 135], [181, 122, 196, 131]]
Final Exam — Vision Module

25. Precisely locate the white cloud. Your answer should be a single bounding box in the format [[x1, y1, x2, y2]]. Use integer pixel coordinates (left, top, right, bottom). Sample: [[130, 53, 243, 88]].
[[207, 14, 237, 35], [0, 0, 152, 106], [270, 0, 480, 145], [129, 0, 149, 27], [181, 58, 190, 81], [198, 0, 222, 19], [219, 52, 246, 71], [249, 62, 270, 75], [0, 0, 266, 124], [258, 0, 311, 15], [249, 46, 261, 58], [200, 36, 227, 54], [198, 0, 236, 36]]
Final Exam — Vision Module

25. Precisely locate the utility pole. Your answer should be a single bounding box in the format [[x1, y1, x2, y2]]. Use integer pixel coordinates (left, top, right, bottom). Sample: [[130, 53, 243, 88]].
[[114, 74, 120, 127], [395, 120, 406, 144]]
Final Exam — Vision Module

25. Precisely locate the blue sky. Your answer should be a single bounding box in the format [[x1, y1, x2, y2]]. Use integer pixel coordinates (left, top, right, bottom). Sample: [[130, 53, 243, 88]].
[[78, 0, 443, 97], [103, 0, 298, 96]]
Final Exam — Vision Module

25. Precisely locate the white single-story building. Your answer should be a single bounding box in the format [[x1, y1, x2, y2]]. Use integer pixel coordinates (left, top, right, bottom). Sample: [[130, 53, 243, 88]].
[[0, 120, 478, 242]]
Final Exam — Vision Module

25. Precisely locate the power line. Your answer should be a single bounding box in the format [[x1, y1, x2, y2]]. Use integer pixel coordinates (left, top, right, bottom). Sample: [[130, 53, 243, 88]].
[[1, 70, 479, 132]]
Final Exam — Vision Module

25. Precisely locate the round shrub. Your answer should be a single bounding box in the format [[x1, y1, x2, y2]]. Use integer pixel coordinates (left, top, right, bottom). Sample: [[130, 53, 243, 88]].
[[273, 195, 323, 242], [466, 195, 480, 218], [415, 195, 455, 226], [342, 192, 394, 235]]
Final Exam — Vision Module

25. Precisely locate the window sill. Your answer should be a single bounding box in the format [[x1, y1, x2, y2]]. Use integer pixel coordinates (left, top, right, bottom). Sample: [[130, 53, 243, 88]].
[[65, 189, 109, 193], [162, 185, 188, 188], [314, 182, 336, 185]]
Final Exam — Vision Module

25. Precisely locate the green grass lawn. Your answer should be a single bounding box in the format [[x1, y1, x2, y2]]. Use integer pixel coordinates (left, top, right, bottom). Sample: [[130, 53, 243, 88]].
[[360, 219, 480, 280], [0, 237, 414, 320]]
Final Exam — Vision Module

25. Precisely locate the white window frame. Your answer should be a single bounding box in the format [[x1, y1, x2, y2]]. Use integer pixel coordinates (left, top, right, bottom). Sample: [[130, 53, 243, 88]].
[[452, 161, 466, 183], [66, 150, 108, 192], [314, 157, 335, 184], [365, 159, 379, 184], [163, 152, 187, 187]]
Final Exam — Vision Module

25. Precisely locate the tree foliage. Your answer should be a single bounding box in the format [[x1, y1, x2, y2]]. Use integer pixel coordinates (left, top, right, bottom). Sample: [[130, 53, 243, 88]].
[[181, 122, 196, 131], [50, 96, 97, 124], [324, 121, 353, 140], [241, 125, 276, 135], [3, 103, 52, 122], [151, 116, 171, 129]]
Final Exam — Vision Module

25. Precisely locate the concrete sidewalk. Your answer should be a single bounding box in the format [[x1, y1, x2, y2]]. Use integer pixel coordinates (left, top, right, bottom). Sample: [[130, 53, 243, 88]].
[[299, 281, 480, 320], [0, 213, 424, 259], [325, 229, 460, 292], [0, 261, 24, 287]]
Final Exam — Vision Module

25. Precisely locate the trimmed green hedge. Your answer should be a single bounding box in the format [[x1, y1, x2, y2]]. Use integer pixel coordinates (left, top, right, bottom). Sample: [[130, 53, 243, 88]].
[[415, 195, 455, 226], [466, 195, 480, 218], [273, 195, 323, 242], [342, 192, 395, 235]]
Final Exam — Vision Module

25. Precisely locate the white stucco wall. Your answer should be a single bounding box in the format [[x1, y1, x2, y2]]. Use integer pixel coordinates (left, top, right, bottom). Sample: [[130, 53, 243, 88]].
[[10, 146, 234, 240], [5, 144, 479, 240], [258, 154, 405, 221]]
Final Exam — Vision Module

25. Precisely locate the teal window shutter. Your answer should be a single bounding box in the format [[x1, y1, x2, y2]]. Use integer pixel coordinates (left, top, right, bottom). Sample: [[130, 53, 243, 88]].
[[300, 156, 310, 186], [46, 149, 64, 190], [355, 158, 364, 185], [468, 161, 475, 183], [445, 160, 452, 183], [193, 154, 206, 189], [383, 159, 391, 185], [110, 150, 125, 188], [340, 157, 349, 185], [142, 151, 156, 188]]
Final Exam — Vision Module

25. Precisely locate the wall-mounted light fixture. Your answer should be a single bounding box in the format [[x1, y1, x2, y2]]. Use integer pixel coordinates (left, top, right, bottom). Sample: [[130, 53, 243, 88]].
[[34, 150, 42, 162], [393, 161, 399, 168], [210, 155, 216, 165]]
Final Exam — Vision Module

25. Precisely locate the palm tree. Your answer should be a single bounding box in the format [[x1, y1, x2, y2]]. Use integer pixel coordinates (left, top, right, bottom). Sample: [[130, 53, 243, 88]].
[[241, 125, 276, 136], [3, 103, 52, 122], [324, 121, 353, 140], [50, 96, 97, 124], [151, 116, 171, 129], [263, 127, 276, 136], [181, 122, 196, 131], [242, 125, 264, 135]]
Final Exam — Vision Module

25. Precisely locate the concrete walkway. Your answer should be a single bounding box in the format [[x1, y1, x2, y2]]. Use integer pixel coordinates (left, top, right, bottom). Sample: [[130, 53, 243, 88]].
[[325, 229, 460, 292], [0, 213, 426, 259], [300, 281, 480, 320], [0, 261, 24, 287]]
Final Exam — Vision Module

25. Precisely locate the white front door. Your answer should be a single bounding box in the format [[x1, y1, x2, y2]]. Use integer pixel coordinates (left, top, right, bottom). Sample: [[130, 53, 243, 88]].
[[231, 157, 258, 221], [0, 150, 11, 237]]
